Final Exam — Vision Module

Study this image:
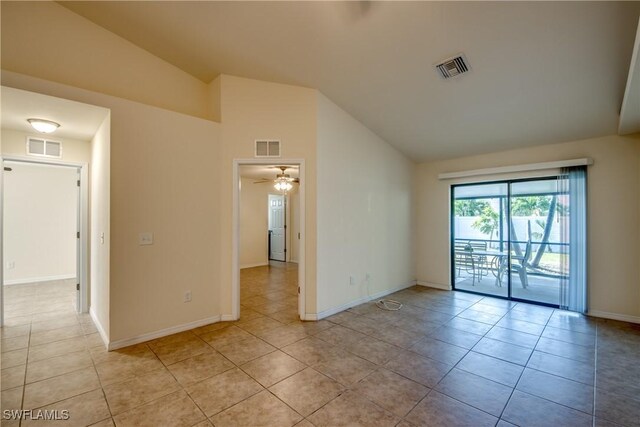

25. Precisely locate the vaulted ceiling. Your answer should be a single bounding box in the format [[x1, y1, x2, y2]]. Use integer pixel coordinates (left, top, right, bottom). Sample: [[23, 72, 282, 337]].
[[61, 1, 640, 161]]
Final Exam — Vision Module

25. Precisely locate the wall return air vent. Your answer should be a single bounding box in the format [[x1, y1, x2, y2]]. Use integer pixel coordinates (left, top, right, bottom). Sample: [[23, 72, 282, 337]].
[[26, 137, 62, 159], [436, 54, 471, 79], [255, 140, 281, 158]]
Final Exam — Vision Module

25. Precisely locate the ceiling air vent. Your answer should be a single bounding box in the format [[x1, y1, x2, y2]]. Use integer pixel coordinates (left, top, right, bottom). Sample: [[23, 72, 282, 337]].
[[26, 137, 62, 159], [255, 140, 281, 158], [436, 54, 470, 79]]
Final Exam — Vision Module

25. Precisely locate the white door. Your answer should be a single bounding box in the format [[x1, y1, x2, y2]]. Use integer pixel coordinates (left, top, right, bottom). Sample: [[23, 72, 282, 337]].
[[268, 194, 286, 261]]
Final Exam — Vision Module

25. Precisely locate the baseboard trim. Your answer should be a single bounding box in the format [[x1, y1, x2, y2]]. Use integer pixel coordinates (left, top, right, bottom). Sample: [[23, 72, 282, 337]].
[[416, 280, 452, 291], [240, 262, 268, 269], [4, 274, 76, 286], [220, 314, 236, 322], [108, 315, 222, 351], [300, 313, 318, 321], [315, 280, 417, 320], [89, 307, 109, 350], [588, 310, 640, 324]]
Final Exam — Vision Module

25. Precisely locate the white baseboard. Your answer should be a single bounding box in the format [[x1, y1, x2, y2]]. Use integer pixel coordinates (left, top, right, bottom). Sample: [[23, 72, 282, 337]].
[[108, 315, 222, 351], [220, 314, 236, 322], [315, 280, 417, 320], [588, 310, 640, 324], [416, 280, 452, 291], [240, 262, 268, 269], [89, 307, 110, 350], [300, 313, 318, 321], [4, 274, 76, 286]]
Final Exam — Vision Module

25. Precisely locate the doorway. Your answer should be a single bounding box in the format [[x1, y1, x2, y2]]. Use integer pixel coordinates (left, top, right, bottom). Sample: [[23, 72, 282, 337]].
[[268, 194, 286, 262], [2, 158, 88, 323], [233, 160, 306, 320], [451, 174, 585, 308]]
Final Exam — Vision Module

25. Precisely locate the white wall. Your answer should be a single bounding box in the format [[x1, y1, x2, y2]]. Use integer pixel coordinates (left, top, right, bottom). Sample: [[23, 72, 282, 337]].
[[240, 177, 270, 268], [90, 114, 111, 338], [1, 128, 91, 164], [3, 162, 78, 284], [415, 134, 640, 322], [316, 93, 415, 315]]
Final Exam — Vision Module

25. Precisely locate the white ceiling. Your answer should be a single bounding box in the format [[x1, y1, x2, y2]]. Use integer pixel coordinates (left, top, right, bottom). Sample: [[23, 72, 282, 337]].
[[61, 1, 640, 161], [239, 165, 300, 181], [1, 87, 109, 141]]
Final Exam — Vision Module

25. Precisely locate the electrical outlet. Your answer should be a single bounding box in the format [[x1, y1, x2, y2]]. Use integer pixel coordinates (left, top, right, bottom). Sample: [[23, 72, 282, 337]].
[[349, 276, 356, 286], [184, 291, 192, 303], [7, 261, 15, 270]]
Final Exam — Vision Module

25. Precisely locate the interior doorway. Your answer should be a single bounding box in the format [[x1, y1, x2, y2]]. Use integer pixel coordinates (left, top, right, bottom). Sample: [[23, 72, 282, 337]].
[[268, 194, 286, 262], [2, 158, 88, 323], [233, 160, 306, 320]]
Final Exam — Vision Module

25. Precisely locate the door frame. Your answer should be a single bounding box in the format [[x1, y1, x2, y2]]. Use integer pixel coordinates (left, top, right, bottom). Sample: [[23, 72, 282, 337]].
[[0, 155, 90, 326], [232, 158, 306, 320], [450, 176, 564, 308]]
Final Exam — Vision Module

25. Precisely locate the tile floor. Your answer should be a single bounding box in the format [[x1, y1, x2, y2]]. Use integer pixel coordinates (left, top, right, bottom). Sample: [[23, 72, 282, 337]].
[[2, 266, 640, 426]]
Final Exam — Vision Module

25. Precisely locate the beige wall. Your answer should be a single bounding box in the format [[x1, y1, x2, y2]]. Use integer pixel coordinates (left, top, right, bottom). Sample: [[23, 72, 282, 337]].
[[416, 134, 640, 320], [1, 128, 91, 164], [240, 178, 299, 268], [239, 177, 270, 268], [1, 1, 210, 120], [3, 162, 78, 284], [316, 93, 415, 315], [1, 71, 222, 344], [90, 114, 111, 338], [218, 75, 318, 316]]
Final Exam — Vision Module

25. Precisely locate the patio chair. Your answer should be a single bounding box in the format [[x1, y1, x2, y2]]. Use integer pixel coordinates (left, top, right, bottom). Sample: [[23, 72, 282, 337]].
[[454, 240, 486, 285], [511, 240, 532, 288]]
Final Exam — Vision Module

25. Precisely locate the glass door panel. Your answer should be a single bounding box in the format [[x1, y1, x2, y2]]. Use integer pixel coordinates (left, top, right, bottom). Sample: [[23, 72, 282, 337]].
[[452, 183, 508, 298], [509, 179, 565, 306]]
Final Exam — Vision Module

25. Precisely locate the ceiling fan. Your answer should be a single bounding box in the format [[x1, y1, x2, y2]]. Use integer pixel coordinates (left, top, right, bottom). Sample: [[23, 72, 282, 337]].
[[253, 166, 299, 192]]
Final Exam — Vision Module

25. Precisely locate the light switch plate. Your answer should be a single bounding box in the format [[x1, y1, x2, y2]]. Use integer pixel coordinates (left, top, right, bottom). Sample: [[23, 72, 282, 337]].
[[139, 232, 154, 246]]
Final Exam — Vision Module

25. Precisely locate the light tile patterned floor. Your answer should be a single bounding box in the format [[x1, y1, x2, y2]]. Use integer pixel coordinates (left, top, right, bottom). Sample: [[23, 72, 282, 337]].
[[1, 266, 640, 426]]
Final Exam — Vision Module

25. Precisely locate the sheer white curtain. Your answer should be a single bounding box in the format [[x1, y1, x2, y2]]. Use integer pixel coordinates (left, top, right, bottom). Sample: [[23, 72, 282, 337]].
[[559, 166, 588, 313]]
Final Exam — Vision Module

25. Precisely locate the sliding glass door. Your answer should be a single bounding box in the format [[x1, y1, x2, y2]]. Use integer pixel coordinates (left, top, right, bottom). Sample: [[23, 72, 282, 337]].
[[452, 183, 509, 298], [452, 176, 575, 307], [508, 179, 567, 306]]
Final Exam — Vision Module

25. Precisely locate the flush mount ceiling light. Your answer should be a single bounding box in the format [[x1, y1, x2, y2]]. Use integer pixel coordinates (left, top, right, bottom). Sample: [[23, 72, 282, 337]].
[[27, 118, 60, 134]]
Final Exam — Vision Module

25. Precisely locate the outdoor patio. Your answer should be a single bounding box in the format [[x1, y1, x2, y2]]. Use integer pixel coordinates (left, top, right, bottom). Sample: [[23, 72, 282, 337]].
[[455, 271, 561, 306]]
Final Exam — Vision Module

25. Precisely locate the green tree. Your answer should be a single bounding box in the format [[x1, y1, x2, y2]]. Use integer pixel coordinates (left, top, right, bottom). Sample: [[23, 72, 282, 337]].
[[511, 196, 551, 216], [455, 200, 490, 216], [472, 205, 499, 246]]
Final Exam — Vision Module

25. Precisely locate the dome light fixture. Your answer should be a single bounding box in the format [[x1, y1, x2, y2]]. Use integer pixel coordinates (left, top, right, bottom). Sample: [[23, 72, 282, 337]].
[[27, 118, 60, 134]]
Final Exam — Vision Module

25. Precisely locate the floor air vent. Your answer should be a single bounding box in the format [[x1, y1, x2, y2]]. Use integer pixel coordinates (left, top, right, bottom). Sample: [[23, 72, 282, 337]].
[[436, 54, 470, 79]]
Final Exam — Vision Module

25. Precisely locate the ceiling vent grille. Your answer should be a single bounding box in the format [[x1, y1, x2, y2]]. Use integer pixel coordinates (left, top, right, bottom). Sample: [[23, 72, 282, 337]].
[[255, 140, 281, 158], [26, 137, 62, 159], [436, 54, 470, 79]]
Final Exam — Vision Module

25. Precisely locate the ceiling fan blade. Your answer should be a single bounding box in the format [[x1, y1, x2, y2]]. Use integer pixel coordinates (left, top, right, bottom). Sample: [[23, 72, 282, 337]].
[[293, 178, 300, 183], [253, 179, 272, 184]]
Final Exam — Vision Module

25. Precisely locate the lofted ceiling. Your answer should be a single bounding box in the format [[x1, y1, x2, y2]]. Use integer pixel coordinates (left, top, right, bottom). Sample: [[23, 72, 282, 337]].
[[60, 1, 640, 161], [1, 86, 110, 141]]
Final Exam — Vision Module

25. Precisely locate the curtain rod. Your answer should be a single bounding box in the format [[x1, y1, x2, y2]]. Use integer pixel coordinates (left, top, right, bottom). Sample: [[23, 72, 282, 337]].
[[438, 158, 593, 180]]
